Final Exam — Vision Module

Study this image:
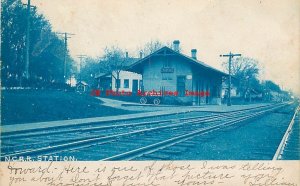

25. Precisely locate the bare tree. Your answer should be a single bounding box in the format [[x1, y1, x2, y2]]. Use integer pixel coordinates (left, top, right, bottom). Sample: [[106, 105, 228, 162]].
[[137, 40, 164, 57], [99, 46, 127, 92], [137, 39, 182, 57], [222, 57, 260, 100], [79, 57, 101, 87]]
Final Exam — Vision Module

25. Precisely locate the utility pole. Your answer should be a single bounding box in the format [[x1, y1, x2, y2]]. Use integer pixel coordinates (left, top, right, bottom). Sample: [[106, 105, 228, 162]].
[[24, 0, 36, 80], [56, 32, 75, 82], [220, 52, 241, 106], [76, 55, 87, 82]]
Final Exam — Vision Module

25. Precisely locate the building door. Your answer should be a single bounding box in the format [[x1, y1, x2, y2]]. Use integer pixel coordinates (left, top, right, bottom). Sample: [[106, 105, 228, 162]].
[[132, 79, 138, 95], [101, 77, 111, 91], [177, 76, 186, 97]]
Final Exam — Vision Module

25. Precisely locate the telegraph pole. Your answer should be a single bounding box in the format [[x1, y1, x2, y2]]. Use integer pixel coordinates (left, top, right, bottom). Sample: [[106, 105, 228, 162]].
[[24, 0, 36, 80], [56, 32, 75, 82], [220, 52, 241, 106], [76, 55, 87, 82]]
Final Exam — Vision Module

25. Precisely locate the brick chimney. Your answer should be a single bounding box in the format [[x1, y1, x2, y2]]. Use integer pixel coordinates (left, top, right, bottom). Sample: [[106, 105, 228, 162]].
[[191, 49, 197, 59], [173, 40, 180, 52]]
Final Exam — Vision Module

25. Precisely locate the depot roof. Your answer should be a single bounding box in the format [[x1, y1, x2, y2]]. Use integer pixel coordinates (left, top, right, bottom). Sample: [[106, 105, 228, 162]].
[[127, 46, 228, 76]]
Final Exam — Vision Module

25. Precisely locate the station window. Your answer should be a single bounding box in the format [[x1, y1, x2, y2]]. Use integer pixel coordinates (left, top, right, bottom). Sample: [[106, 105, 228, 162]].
[[124, 79, 129, 88]]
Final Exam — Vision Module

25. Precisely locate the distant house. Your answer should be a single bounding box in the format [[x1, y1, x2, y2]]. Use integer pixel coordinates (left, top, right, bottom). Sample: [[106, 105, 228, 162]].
[[95, 53, 142, 94], [76, 81, 89, 92], [222, 83, 240, 98], [222, 80, 263, 104], [268, 90, 283, 102], [246, 88, 263, 101], [127, 40, 228, 105]]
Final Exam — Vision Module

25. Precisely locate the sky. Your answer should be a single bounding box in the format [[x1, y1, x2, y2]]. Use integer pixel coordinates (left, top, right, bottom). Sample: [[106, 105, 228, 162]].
[[28, 0, 300, 95]]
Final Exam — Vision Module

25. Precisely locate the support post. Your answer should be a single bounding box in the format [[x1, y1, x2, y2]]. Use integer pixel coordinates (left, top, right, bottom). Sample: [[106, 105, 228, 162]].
[[25, 0, 31, 80], [220, 52, 242, 106]]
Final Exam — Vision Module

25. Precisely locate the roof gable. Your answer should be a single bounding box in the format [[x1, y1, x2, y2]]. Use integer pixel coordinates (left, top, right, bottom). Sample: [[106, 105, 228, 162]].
[[127, 46, 227, 76]]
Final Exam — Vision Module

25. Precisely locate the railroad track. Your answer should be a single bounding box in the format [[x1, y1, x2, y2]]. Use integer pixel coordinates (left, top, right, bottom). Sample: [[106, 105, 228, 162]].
[[273, 105, 300, 160], [1, 102, 289, 160], [101, 102, 290, 160]]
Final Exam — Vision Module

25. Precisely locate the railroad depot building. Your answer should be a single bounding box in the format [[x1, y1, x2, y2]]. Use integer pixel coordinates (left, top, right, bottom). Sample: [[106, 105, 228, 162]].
[[127, 41, 228, 105]]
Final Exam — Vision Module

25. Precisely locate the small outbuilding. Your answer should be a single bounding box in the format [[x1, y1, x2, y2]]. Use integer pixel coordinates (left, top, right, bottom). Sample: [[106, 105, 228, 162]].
[[76, 81, 89, 93]]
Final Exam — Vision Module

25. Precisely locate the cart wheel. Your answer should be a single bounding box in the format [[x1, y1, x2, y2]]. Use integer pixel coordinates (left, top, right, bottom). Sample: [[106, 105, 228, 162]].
[[140, 97, 147, 104], [153, 98, 161, 105]]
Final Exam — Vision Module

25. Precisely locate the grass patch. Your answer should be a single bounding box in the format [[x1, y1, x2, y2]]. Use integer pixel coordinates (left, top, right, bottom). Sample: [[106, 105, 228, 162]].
[[1, 89, 137, 125]]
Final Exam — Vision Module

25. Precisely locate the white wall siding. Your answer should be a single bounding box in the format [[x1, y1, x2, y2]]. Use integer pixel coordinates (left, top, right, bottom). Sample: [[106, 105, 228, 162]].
[[111, 71, 142, 92]]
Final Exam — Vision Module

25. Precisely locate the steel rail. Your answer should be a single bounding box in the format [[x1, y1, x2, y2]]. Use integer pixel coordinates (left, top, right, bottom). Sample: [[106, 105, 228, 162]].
[[272, 105, 300, 160], [101, 104, 287, 160], [1, 112, 235, 152], [1, 103, 287, 159], [1, 111, 247, 157], [2, 102, 285, 140], [1, 114, 216, 139], [1, 105, 270, 152], [2, 102, 285, 137]]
